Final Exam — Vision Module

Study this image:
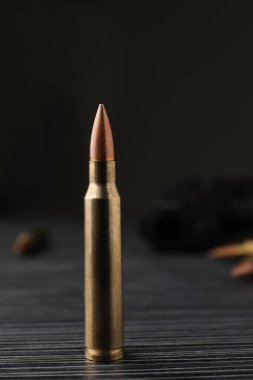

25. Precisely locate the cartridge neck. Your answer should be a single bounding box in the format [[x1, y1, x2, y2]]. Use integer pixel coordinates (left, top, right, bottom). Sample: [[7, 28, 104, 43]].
[[89, 161, 116, 184]]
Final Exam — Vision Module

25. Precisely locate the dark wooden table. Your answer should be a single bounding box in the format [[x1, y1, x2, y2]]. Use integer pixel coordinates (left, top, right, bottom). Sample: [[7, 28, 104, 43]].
[[1, 218, 253, 379]]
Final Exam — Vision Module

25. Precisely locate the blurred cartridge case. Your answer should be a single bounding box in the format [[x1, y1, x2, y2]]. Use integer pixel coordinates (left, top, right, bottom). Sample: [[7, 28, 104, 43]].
[[84, 104, 123, 362]]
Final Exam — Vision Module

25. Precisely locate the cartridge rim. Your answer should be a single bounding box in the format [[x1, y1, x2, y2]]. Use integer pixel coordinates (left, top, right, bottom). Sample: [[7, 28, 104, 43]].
[[85, 347, 123, 362]]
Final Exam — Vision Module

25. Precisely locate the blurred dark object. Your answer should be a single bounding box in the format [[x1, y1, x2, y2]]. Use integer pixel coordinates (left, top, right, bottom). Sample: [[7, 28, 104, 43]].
[[12, 228, 48, 255], [141, 179, 253, 251]]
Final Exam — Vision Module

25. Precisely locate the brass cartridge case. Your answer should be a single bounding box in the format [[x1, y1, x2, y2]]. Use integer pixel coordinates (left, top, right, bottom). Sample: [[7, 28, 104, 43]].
[[84, 161, 123, 361]]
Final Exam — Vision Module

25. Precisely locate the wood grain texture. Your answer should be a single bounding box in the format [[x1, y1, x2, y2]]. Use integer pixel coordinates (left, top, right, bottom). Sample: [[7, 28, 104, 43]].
[[0, 219, 253, 379]]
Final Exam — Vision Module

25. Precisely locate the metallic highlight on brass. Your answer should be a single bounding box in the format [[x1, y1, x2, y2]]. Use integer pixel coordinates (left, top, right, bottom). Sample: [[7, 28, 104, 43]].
[[84, 161, 123, 361]]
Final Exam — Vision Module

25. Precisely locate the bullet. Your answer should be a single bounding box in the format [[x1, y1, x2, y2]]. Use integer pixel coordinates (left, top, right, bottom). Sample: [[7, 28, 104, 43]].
[[12, 228, 48, 255], [208, 240, 253, 259], [230, 257, 253, 278], [84, 104, 123, 361]]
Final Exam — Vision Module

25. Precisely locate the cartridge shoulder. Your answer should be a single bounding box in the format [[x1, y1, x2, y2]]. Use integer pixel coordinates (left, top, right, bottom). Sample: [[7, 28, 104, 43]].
[[85, 183, 120, 200]]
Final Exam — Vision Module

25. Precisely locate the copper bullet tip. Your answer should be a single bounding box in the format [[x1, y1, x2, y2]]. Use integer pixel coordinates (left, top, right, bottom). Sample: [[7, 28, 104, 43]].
[[90, 104, 114, 161], [208, 244, 243, 259], [230, 259, 253, 278], [208, 240, 253, 259]]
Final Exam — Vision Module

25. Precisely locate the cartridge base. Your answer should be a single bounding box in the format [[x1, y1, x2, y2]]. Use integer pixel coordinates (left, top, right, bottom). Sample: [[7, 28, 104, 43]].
[[85, 347, 123, 362]]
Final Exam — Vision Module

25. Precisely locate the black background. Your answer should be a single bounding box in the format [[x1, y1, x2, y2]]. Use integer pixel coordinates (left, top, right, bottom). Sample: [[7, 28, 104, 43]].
[[1, 0, 253, 215]]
